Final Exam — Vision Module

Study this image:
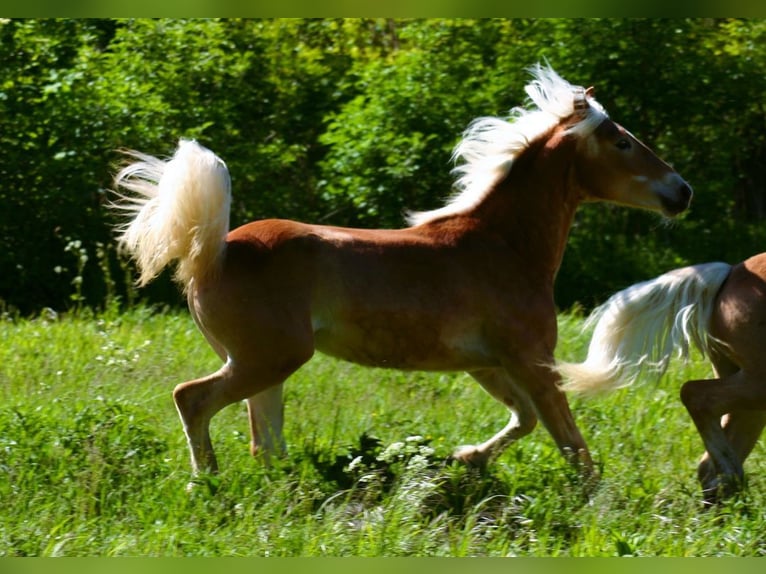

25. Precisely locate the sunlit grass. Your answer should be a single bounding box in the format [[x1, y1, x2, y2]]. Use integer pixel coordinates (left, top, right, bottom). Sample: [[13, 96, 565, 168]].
[[0, 307, 764, 556]]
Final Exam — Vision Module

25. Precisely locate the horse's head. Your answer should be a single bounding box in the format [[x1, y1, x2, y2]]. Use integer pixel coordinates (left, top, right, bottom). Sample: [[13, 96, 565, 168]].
[[569, 89, 692, 217]]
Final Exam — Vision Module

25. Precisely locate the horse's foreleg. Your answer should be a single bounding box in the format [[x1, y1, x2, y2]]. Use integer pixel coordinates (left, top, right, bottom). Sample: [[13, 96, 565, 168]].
[[453, 368, 537, 467], [246, 383, 286, 464], [510, 361, 595, 482], [680, 372, 766, 504]]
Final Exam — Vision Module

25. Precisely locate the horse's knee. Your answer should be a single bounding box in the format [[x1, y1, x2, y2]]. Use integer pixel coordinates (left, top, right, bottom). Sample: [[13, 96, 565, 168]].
[[525, 379, 572, 418], [524, 381, 587, 448], [679, 381, 712, 425]]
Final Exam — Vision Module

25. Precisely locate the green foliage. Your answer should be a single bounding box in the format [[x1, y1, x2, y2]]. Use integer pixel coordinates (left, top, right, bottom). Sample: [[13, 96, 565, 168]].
[[1, 308, 765, 556], [319, 20, 521, 226], [3, 19, 766, 313]]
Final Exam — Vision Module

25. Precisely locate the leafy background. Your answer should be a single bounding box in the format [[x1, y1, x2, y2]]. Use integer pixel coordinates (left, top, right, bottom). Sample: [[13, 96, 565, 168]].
[[2, 18, 766, 314]]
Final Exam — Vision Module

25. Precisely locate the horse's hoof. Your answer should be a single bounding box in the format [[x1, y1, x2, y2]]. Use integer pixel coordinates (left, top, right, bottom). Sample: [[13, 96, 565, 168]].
[[701, 472, 744, 506], [451, 445, 488, 468], [185, 474, 221, 495]]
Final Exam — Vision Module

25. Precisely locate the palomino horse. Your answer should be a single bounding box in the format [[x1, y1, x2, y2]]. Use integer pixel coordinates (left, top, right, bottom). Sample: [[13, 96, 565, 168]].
[[112, 64, 692, 487], [558, 254, 766, 504]]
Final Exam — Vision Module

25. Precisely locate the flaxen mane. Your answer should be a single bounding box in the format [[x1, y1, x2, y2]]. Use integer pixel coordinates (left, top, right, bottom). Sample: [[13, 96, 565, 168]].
[[407, 64, 607, 226]]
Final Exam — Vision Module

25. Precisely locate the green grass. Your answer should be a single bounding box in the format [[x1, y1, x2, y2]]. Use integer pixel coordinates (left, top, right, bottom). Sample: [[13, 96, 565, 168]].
[[1, 307, 765, 556]]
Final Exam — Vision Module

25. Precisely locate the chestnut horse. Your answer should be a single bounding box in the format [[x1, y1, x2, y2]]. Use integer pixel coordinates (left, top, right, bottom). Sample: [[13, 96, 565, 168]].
[[558, 254, 766, 504], [112, 65, 692, 486]]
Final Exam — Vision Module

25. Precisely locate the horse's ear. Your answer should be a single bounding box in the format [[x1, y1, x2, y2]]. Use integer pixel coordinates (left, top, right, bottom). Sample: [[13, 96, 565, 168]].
[[585, 86, 595, 98], [573, 87, 589, 115]]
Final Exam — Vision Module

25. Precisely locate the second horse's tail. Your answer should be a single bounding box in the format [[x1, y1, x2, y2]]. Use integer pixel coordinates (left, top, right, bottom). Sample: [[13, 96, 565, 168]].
[[111, 139, 231, 292], [556, 261, 733, 395]]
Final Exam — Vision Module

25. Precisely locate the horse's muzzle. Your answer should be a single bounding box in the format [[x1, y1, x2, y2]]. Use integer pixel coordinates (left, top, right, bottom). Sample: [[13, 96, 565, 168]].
[[661, 181, 693, 216]]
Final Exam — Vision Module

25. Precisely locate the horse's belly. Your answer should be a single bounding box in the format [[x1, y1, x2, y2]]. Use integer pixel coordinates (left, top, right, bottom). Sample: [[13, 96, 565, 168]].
[[312, 318, 495, 371]]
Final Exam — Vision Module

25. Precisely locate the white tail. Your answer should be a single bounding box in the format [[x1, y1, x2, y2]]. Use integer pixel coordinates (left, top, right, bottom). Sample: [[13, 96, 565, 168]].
[[556, 262, 733, 395], [111, 139, 231, 291]]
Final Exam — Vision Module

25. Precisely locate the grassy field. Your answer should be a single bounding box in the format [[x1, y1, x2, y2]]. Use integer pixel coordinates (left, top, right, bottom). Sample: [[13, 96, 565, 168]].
[[0, 306, 765, 557]]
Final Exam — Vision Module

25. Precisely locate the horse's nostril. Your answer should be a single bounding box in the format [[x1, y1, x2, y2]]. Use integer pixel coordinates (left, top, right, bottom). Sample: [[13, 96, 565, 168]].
[[661, 182, 693, 216], [680, 183, 693, 204]]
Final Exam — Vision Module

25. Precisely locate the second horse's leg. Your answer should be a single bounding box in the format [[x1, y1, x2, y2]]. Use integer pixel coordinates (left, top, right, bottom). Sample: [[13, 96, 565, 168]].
[[696, 410, 766, 501], [681, 371, 766, 503]]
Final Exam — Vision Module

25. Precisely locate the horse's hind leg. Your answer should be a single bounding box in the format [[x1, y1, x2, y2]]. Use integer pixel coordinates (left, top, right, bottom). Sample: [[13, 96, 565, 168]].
[[697, 410, 766, 498], [180, 286, 314, 476], [174, 358, 306, 476], [173, 363, 237, 475], [680, 371, 766, 503], [694, 351, 766, 500], [191, 297, 287, 465], [452, 368, 537, 467], [246, 383, 286, 464]]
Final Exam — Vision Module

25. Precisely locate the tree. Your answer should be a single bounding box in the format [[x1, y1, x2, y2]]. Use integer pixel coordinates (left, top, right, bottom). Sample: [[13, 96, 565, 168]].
[[0, 19, 114, 313], [3, 19, 766, 314], [318, 19, 545, 227]]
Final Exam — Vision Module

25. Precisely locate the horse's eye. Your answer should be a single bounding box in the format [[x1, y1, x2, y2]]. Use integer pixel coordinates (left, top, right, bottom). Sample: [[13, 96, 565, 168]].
[[616, 138, 632, 150]]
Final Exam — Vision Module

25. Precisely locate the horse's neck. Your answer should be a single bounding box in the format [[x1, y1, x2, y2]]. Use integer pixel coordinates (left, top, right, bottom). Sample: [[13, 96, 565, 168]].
[[471, 140, 582, 282]]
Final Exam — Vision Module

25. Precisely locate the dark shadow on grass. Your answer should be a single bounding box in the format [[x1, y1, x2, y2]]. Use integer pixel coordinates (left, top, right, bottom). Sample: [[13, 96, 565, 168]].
[[295, 432, 513, 519]]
